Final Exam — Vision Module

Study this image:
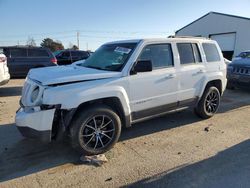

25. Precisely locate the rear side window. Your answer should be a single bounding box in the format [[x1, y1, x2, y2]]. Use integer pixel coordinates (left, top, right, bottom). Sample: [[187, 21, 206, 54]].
[[202, 43, 221, 62], [80, 51, 90, 58], [3, 48, 10, 57], [71, 51, 90, 58], [10, 48, 27, 57], [62, 51, 70, 58], [177, 43, 201, 65], [28, 49, 49, 57], [138, 44, 173, 69]]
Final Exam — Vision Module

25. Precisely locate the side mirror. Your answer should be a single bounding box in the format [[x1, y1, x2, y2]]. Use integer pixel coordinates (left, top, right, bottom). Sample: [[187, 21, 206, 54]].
[[133, 60, 152, 74]]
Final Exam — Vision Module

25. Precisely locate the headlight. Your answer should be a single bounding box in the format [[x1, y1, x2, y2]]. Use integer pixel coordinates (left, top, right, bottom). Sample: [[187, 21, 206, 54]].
[[31, 86, 40, 103]]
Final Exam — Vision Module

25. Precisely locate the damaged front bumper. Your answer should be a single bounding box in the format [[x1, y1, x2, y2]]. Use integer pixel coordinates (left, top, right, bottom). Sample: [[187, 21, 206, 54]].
[[15, 107, 56, 142]]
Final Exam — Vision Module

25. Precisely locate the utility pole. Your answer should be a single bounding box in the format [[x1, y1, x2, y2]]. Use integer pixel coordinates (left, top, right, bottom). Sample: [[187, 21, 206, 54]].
[[77, 31, 80, 49], [86, 42, 88, 51]]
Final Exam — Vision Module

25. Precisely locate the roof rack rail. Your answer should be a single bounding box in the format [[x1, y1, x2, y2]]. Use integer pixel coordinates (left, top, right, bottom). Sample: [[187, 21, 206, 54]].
[[168, 35, 210, 39]]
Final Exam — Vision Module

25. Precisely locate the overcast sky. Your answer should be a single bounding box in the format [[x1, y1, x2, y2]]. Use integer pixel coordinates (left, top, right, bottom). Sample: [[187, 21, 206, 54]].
[[0, 0, 250, 51]]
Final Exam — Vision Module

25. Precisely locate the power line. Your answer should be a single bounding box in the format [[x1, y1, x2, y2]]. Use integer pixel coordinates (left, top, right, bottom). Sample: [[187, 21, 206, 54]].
[[0, 29, 174, 39]]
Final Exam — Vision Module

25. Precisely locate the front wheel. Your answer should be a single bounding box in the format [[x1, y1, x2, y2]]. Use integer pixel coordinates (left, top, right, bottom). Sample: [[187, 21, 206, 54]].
[[70, 105, 121, 155], [195, 86, 221, 119]]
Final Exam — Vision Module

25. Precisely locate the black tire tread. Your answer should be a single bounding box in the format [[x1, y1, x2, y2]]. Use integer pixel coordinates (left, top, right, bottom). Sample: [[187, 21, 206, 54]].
[[195, 86, 220, 119], [70, 104, 121, 155]]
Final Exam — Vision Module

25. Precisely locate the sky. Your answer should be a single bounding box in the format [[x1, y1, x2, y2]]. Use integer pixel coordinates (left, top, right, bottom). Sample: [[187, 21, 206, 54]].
[[0, 0, 250, 51]]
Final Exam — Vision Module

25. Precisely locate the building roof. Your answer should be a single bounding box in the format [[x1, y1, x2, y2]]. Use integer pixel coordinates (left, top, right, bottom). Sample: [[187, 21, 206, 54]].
[[176, 12, 250, 34]]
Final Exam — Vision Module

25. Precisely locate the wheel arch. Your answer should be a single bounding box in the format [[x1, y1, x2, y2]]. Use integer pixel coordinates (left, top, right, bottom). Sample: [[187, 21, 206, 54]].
[[200, 78, 223, 99], [63, 97, 131, 134]]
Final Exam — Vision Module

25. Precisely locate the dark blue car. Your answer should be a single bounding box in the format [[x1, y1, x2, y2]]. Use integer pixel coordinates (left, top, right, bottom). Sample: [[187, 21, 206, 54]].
[[227, 51, 250, 89], [0, 46, 57, 78]]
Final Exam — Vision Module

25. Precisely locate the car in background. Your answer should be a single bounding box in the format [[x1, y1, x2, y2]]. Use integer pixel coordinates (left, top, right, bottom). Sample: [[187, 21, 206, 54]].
[[232, 51, 250, 61], [227, 51, 250, 89], [0, 52, 10, 86], [0, 46, 57, 78], [54, 50, 90, 65]]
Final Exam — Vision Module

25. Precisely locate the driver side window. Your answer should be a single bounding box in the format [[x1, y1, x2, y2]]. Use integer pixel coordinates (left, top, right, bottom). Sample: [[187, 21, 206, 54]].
[[138, 44, 173, 69]]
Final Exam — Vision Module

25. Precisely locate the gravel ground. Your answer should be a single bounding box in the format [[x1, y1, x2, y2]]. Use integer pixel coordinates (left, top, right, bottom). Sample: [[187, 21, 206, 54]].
[[0, 79, 250, 188]]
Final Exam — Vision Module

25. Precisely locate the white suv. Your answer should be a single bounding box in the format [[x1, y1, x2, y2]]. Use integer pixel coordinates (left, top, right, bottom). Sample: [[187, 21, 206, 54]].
[[16, 37, 227, 155], [0, 53, 10, 86]]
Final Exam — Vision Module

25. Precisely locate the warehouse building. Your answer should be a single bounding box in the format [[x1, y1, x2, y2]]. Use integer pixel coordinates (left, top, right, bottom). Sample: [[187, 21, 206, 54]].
[[176, 12, 250, 60]]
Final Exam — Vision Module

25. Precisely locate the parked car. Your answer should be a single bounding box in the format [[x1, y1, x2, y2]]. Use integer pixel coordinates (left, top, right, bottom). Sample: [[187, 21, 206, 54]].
[[227, 51, 250, 89], [16, 37, 227, 155], [0, 52, 10, 86], [54, 50, 90, 65], [0, 46, 57, 78], [232, 51, 250, 61]]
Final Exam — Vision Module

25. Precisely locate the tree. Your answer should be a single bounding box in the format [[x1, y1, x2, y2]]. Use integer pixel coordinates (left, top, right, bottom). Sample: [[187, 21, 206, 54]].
[[40, 38, 64, 52], [68, 42, 79, 50], [26, 37, 36, 46], [72, 45, 79, 50]]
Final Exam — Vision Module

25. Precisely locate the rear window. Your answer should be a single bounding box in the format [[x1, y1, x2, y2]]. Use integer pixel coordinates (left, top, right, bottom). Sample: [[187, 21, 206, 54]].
[[80, 51, 90, 58], [71, 51, 81, 57], [28, 49, 49, 57], [10, 48, 27, 57], [71, 51, 89, 58], [202, 43, 221, 62]]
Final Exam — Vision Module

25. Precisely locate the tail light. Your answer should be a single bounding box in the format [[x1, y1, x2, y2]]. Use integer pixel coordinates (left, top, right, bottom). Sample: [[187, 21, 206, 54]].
[[0, 56, 6, 63], [50, 57, 57, 65]]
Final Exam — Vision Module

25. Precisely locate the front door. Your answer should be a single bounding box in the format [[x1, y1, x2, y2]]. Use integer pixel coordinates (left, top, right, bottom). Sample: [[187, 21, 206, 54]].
[[129, 43, 178, 120]]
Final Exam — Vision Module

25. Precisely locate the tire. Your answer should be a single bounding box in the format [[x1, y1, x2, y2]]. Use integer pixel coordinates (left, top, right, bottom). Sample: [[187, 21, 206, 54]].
[[195, 86, 221, 119], [70, 104, 121, 155]]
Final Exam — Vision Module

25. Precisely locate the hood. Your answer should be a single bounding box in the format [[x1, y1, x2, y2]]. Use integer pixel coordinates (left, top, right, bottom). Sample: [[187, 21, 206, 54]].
[[28, 65, 122, 86], [231, 58, 250, 67]]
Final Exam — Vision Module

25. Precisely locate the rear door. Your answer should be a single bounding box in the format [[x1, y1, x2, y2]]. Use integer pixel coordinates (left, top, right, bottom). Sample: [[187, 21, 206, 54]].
[[27, 48, 50, 69], [177, 43, 206, 104], [8, 48, 28, 77]]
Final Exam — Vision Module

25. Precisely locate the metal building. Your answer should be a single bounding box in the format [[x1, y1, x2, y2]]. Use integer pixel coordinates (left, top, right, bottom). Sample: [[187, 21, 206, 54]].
[[176, 12, 250, 60]]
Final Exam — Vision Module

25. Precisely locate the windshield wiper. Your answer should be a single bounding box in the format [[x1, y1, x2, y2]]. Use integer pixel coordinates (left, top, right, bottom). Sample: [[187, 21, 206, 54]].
[[84, 65, 107, 71]]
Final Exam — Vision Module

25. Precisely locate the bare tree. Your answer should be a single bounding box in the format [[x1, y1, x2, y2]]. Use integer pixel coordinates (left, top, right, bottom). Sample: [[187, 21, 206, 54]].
[[26, 37, 36, 46]]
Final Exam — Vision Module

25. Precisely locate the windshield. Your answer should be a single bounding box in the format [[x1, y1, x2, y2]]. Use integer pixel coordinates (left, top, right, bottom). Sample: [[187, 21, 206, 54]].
[[79, 43, 137, 71], [53, 50, 63, 57], [238, 52, 250, 58]]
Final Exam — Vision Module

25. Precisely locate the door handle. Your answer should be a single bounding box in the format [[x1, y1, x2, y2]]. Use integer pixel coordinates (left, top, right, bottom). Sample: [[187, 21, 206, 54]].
[[197, 69, 205, 74]]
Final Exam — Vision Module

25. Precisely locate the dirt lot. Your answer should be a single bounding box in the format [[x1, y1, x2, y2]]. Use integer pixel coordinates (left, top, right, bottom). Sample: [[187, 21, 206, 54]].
[[0, 79, 250, 188]]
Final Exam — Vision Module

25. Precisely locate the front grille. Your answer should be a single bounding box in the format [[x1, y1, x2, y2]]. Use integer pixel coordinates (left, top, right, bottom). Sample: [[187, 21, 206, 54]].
[[233, 67, 250, 75]]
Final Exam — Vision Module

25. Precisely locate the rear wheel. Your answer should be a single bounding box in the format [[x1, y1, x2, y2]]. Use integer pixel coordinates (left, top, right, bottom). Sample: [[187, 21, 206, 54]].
[[70, 105, 121, 155], [195, 86, 221, 119]]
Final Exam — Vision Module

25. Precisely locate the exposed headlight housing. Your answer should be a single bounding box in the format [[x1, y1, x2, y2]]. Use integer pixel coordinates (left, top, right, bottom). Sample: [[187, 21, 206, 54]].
[[31, 86, 40, 103], [21, 79, 44, 107]]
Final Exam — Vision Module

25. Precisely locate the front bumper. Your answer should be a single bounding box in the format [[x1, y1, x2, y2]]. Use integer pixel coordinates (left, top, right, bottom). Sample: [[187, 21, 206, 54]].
[[227, 73, 250, 88], [15, 107, 56, 142], [0, 77, 10, 86]]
